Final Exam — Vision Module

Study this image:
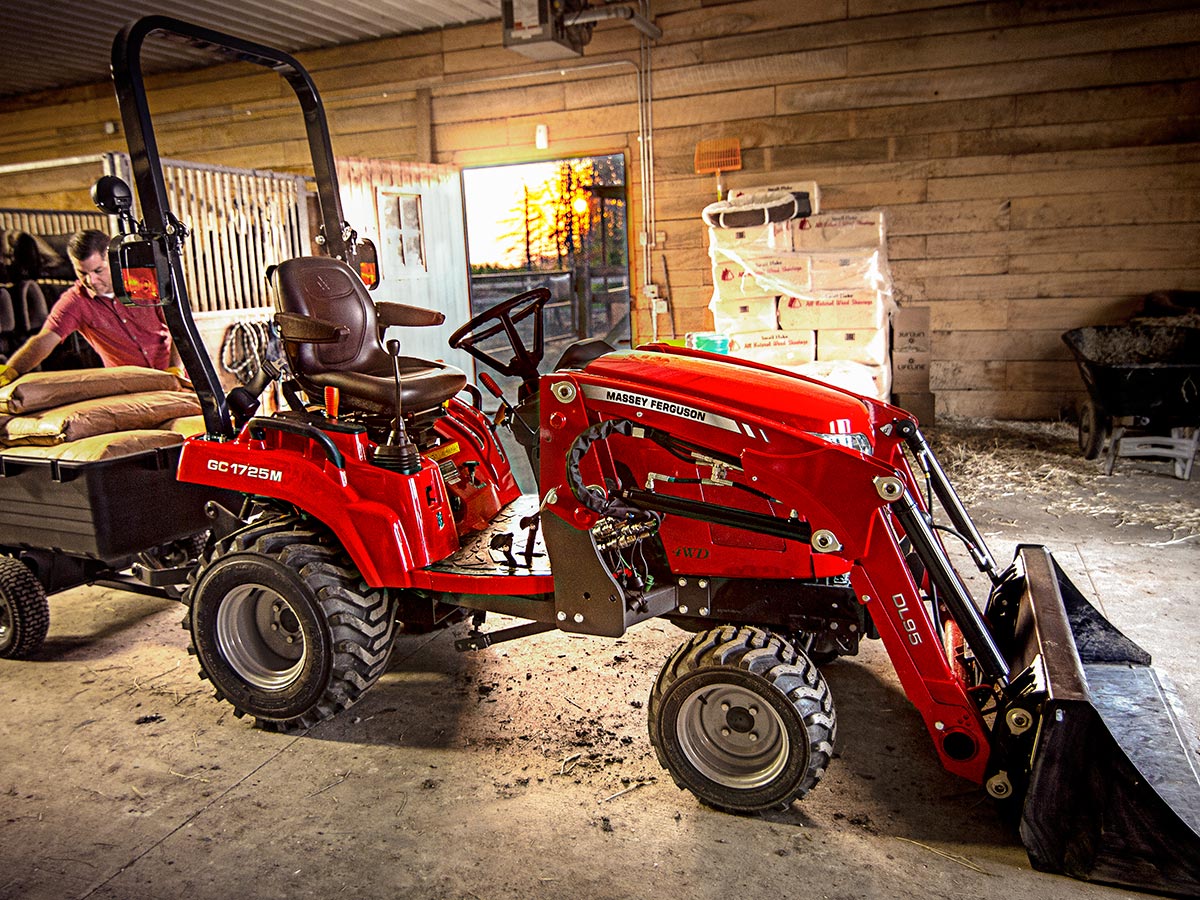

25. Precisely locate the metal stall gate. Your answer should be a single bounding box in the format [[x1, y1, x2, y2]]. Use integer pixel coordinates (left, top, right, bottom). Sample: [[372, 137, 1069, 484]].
[[0, 153, 310, 386], [160, 159, 309, 315]]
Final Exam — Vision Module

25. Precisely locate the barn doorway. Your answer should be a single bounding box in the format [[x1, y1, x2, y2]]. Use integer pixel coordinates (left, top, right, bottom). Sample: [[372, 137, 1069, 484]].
[[461, 154, 630, 391]]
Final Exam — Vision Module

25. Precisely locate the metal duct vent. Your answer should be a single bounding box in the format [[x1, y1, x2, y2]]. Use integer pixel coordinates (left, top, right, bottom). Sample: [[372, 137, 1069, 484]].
[[502, 0, 595, 60]]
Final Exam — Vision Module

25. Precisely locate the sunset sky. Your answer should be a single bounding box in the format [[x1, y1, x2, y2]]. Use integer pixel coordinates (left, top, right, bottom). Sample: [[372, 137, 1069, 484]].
[[462, 161, 558, 268]]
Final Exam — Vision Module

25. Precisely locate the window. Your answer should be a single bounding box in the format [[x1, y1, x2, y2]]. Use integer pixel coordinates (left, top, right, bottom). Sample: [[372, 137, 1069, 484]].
[[462, 154, 630, 377]]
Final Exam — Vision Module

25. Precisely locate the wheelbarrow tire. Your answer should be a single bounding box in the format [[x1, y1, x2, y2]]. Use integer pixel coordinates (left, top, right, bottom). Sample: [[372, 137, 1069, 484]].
[[183, 512, 398, 732], [0, 556, 50, 660], [1079, 399, 1109, 460]]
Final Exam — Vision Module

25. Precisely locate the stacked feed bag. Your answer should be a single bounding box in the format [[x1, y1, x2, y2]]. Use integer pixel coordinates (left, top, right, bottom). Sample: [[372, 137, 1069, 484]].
[[704, 187, 894, 400], [0, 366, 203, 460]]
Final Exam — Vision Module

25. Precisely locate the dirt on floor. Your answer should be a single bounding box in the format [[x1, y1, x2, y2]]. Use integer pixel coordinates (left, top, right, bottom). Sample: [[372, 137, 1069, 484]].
[[1, 417, 1197, 900]]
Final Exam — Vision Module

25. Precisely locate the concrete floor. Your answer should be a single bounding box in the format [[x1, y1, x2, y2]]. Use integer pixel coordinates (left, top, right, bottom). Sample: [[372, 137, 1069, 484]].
[[1, 420, 1197, 900]]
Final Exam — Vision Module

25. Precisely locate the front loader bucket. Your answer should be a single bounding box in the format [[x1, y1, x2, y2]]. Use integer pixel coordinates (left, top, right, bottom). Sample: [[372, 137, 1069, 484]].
[[996, 546, 1200, 896]]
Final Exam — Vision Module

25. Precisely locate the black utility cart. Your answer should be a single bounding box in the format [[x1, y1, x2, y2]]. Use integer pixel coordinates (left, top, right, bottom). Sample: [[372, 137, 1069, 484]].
[[0, 441, 231, 658]]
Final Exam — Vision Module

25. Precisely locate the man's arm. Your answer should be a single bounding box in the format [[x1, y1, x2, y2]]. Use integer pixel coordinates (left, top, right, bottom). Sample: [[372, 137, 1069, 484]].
[[0, 329, 63, 386]]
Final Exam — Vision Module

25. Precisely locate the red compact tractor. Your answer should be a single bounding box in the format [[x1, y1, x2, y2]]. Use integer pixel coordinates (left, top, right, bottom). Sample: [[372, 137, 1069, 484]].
[[103, 17, 1199, 896]]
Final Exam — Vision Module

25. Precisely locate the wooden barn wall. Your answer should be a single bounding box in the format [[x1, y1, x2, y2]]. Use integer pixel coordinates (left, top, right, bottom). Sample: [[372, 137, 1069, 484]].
[[1, 0, 1197, 418]]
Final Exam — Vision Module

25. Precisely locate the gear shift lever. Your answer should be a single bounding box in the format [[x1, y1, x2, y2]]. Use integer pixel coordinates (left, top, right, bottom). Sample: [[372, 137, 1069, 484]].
[[372, 338, 422, 474]]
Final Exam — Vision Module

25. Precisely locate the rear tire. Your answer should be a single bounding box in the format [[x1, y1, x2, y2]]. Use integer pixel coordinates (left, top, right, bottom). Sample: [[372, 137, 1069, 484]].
[[183, 513, 397, 731], [0, 556, 49, 660], [648, 625, 836, 812]]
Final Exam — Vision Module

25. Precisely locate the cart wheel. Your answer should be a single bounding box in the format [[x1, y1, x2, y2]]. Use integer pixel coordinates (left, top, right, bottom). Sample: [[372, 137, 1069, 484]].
[[1079, 400, 1109, 460], [648, 625, 836, 812], [0, 556, 50, 660], [183, 513, 398, 731]]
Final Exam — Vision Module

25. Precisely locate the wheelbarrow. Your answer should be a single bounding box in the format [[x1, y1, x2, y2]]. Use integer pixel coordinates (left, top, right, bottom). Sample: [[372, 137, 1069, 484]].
[[1062, 324, 1200, 479]]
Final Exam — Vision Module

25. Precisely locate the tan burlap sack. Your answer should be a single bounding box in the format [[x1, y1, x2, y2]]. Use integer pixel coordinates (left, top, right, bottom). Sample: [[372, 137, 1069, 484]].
[[0, 429, 184, 461], [158, 415, 206, 436], [0, 390, 202, 446], [0, 366, 183, 415]]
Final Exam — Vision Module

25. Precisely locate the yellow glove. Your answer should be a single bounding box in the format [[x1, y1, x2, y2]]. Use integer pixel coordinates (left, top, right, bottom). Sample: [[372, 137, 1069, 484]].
[[166, 365, 194, 389], [0, 363, 18, 388]]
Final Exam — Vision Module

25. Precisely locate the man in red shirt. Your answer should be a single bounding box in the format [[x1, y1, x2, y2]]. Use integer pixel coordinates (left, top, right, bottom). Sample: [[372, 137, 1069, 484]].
[[0, 229, 179, 386]]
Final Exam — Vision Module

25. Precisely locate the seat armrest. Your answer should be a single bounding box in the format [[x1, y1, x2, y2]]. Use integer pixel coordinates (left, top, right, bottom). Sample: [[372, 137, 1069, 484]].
[[274, 311, 350, 344], [375, 302, 445, 328]]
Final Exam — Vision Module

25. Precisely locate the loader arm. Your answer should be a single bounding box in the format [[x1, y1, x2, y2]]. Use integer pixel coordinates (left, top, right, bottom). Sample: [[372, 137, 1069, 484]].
[[851, 506, 993, 782]]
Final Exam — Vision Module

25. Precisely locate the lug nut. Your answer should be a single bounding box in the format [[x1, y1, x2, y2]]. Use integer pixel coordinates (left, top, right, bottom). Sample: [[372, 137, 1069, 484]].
[[1006, 707, 1034, 735], [748, 732, 759, 743], [986, 772, 1013, 799], [721, 728, 731, 737]]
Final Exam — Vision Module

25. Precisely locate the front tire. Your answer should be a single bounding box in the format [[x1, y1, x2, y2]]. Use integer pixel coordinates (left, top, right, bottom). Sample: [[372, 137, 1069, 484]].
[[0, 556, 49, 660], [648, 625, 836, 812], [183, 514, 397, 731]]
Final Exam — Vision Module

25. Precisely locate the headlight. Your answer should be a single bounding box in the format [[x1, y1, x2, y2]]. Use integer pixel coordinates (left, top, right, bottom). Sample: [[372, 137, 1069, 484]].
[[808, 432, 873, 454]]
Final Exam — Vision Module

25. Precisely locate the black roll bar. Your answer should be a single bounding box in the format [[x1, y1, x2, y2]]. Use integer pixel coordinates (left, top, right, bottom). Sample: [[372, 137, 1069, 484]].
[[109, 16, 352, 438]]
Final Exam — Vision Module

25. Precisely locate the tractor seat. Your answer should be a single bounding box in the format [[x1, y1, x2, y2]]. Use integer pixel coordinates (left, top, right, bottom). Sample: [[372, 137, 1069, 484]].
[[271, 256, 466, 415]]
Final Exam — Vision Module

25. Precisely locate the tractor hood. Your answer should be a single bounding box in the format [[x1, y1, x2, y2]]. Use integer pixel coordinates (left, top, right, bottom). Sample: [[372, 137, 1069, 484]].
[[580, 347, 877, 443]]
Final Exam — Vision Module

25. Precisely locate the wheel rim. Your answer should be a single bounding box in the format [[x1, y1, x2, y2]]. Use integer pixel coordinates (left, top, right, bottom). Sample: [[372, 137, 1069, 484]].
[[0, 594, 11, 650], [675, 683, 789, 790], [215, 583, 305, 690]]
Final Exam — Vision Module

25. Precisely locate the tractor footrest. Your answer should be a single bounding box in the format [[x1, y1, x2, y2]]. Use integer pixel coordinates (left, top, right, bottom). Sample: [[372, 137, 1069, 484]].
[[429, 494, 550, 577]]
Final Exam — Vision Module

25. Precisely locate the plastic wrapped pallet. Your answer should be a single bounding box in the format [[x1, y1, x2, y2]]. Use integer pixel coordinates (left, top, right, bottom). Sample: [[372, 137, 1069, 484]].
[[708, 295, 779, 335], [704, 190, 896, 400], [708, 220, 790, 254], [795, 359, 892, 402], [779, 289, 891, 331], [817, 328, 890, 366], [711, 250, 812, 301], [791, 211, 886, 251], [808, 250, 889, 291], [729, 181, 820, 216], [0, 429, 184, 462], [727, 330, 816, 367]]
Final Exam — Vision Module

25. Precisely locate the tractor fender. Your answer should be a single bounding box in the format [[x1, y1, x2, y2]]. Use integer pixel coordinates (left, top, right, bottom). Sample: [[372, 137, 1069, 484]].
[[176, 432, 457, 587]]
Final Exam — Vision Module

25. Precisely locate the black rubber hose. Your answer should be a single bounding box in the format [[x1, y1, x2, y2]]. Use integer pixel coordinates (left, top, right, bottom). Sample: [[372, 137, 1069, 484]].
[[566, 419, 656, 522]]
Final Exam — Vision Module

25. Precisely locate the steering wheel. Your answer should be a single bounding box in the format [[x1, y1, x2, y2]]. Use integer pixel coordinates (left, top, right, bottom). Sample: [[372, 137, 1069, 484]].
[[448, 287, 550, 383]]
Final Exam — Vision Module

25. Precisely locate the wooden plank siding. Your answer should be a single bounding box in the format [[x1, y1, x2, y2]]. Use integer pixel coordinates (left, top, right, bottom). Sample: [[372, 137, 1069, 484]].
[[1, 0, 1198, 418]]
